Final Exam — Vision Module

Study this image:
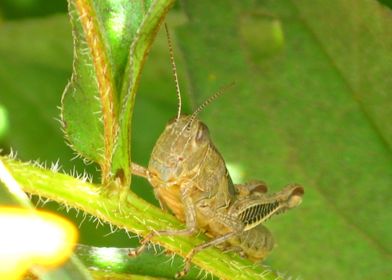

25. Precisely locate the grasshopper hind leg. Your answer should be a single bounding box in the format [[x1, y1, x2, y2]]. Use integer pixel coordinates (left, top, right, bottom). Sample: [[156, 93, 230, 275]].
[[235, 180, 268, 197], [176, 224, 274, 278], [175, 231, 239, 278]]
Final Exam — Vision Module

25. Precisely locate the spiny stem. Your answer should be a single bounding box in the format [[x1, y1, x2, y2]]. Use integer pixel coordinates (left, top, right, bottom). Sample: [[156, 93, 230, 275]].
[[1, 156, 279, 280]]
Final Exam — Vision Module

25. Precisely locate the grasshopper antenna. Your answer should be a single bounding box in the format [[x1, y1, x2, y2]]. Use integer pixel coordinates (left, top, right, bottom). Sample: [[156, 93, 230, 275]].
[[165, 23, 182, 121], [188, 81, 235, 127]]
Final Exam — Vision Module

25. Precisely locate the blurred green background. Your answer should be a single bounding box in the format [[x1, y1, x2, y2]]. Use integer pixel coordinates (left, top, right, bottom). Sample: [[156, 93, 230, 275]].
[[1, 0, 391, 279]]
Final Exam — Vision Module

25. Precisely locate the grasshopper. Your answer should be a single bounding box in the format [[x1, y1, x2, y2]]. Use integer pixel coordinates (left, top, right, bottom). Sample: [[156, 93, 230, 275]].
[[130, 24, 304, 277]]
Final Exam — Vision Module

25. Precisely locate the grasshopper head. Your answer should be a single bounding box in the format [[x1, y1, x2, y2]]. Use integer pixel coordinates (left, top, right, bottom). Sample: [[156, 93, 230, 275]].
[[148, 115, 212, 182]]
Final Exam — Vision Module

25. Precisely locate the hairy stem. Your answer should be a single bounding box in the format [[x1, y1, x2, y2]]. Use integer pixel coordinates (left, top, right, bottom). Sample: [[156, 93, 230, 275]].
[[1, 156, 279, 280]]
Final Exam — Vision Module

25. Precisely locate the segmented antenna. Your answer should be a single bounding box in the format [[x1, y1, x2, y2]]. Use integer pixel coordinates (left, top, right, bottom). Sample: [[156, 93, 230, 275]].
[[188, 82, 235, 127], [164, 23, 182, 121]]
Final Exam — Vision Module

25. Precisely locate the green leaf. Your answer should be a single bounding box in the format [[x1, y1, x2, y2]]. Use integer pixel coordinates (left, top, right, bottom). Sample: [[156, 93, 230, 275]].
[[0, 15, 76, 166], [40, 256, 93, 280], [176, 0, 392, 279], [62, 0, 174, 185], [111, 0, 175, 186], [0, 14, 136, 247], [75, 244, 215, 280], [0, 105, 9, 140], [0, 0, 67, 19]]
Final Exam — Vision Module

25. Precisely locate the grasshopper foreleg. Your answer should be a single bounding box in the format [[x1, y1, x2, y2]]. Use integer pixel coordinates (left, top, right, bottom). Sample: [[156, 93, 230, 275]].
[[131, 162, 149, 178], [131, 163, 170, 211]]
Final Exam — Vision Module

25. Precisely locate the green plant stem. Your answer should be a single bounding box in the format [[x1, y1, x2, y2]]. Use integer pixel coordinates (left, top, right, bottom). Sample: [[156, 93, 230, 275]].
[[1, 156, 279, 280]]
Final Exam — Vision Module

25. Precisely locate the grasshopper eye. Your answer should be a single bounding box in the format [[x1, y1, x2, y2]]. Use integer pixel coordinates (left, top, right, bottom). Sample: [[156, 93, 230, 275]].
[[195, 123, 209, 142]]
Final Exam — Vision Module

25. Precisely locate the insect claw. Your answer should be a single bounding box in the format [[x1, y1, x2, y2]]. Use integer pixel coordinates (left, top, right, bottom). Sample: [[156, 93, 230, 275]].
[[175, 250, 194, 278], [175, 268, 188, 279], [128, 246, 144, 257], [128, 232, 155, 257]]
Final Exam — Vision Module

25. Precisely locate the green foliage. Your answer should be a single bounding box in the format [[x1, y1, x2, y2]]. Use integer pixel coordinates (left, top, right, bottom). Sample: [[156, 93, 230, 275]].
[[0, 0, 67, 19], [0, 0, 391, 279], [0, 105, 8, 140], [62, 0, 174, 185], [177, 1, 392, 279]]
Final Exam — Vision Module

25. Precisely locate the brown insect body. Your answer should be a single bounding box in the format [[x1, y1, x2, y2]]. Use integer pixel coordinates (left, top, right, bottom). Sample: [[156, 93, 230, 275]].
[[148, 115, 234, 229], [144, 114, 303, 262], [130, 24, 304, 277]]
